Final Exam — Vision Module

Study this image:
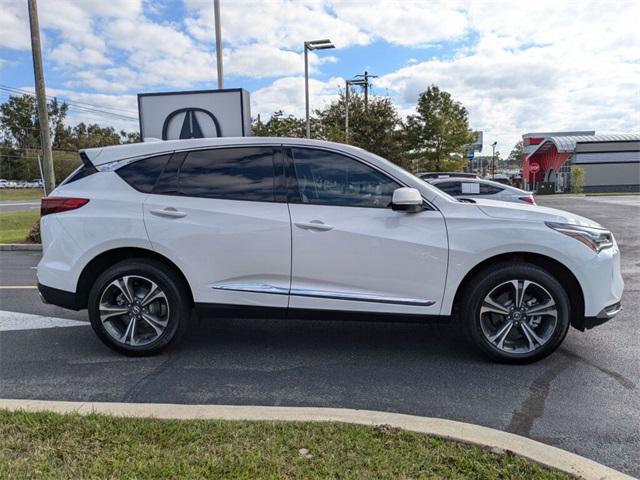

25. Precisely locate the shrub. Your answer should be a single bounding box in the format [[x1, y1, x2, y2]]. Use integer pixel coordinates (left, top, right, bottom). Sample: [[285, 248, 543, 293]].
[[571, 166, 585, 194], [26, 220, 41, 243]]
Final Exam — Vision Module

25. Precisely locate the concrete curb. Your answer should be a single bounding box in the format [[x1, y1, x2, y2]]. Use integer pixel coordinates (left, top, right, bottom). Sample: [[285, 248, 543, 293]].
[[0, 399, 633, 480], [0, 243, 42, 251]]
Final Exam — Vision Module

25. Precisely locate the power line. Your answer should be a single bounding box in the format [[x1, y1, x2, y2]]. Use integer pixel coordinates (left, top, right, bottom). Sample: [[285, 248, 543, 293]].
[[0, 84, 138, 115], [0, 85, 139, 121]]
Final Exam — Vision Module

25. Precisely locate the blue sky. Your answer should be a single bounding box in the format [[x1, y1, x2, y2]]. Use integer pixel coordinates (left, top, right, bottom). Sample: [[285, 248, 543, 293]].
[[1, 0, 638, 151]]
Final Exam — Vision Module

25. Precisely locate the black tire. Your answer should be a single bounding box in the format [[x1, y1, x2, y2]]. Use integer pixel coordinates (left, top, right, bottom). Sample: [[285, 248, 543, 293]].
[[88, 259, 191, 356], [461, 262, 570, 364]]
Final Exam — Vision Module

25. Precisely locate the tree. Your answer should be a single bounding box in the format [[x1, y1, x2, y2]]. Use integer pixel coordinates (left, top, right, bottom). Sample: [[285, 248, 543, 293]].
[[507, 140, 524, 168], [252, 111, 307, 138], [404, 85, 474, 172], [0, 95, 139, 180], [315, 90, 407, 168], [0, 94, 67, 150]]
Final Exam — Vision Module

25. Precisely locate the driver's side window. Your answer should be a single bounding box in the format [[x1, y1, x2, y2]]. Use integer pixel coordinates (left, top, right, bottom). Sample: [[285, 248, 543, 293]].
[[290, 148, 400, 208]]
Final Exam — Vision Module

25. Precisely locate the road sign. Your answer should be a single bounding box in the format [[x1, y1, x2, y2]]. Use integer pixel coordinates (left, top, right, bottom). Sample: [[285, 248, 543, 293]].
[[138, 89, 251, 141], [466, 149, 475, 159], [529, 162, 540, 173]]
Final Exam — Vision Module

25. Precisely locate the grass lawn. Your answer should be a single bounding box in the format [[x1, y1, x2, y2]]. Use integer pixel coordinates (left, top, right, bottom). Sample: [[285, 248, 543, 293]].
[[0, 410, 571, 480], [0, 188, 44, 202], [0, 210, 39, 243]]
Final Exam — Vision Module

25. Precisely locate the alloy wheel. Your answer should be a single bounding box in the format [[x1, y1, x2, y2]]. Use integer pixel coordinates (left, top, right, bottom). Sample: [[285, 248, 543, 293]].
[[98, 275, 170, 346], [479, 279, 558, 354]]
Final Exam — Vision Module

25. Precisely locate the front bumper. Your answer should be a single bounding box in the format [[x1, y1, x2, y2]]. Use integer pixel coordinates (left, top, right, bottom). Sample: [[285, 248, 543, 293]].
[[583, 302, 622, 329]]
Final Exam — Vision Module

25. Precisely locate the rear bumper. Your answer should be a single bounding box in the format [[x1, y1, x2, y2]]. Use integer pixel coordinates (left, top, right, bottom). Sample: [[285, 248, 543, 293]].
[[37, 282, 82, 311], [583, 302, 622, 330]]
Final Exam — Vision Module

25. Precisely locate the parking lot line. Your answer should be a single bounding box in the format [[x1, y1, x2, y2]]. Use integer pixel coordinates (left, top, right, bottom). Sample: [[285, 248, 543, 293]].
[[0, 310, 87, 331], [0, 285, 37, 289]]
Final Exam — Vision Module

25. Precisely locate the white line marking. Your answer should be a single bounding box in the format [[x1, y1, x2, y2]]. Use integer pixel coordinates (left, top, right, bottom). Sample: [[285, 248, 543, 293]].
[[0, 202, 40, 207], [0, 310, 87, 332], [0, 286, 37, 289]]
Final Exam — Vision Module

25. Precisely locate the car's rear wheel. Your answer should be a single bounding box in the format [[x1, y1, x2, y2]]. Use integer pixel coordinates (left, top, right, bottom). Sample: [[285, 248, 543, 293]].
[[88, 259, 190, 356], [461, 262, 571, 363]]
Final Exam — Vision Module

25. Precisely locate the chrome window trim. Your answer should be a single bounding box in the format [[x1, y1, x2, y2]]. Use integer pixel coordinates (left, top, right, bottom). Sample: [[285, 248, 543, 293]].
[[211, 283, 435, 306]]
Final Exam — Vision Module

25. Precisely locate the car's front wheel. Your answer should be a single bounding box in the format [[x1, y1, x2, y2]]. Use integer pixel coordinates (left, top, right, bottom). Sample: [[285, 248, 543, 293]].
[[88, 259, 190, 356], [461, 262, 571, 363]]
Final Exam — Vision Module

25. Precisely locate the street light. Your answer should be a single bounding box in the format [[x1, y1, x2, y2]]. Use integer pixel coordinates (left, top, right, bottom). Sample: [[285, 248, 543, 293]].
[[345, 78, 366, 143], [304, 39, 335, 138], [491, 141, 497, 180]]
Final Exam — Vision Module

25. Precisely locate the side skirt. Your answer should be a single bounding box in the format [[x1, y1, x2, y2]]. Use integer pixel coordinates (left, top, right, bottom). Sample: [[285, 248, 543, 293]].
[[194, 303, 451, 324]]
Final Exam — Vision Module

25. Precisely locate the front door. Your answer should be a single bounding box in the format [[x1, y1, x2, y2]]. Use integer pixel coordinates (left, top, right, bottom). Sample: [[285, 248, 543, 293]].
[[143, 146, 291, 309], [286, 147, 448, 315]]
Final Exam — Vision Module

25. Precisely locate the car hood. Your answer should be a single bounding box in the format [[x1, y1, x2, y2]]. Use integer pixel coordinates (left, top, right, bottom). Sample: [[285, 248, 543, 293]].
[[473, 198, 603, 228]]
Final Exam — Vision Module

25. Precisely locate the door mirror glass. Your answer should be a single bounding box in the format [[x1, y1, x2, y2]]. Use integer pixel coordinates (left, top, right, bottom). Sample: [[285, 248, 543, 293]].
[[391, 187, 423, 212]]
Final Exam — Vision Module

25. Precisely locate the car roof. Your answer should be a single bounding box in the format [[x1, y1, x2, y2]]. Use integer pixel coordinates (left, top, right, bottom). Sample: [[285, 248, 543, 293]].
[[82, 137, 364, 166]]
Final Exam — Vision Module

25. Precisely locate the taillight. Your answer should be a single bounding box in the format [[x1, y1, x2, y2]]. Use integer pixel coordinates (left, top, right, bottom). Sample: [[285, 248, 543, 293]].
[[519, 195, 536, 205], [41, 197, 90, 216]]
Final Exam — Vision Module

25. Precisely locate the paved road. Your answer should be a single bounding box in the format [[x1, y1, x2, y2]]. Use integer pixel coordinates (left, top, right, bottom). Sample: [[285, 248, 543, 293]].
[[0, 200, 40, 212], [0, 195, 638, 476]]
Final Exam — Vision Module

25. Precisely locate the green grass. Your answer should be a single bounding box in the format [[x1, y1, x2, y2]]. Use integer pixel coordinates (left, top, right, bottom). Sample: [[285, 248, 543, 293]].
[[0, 210, 39, 243], [0, 188, 44, 201], [0, 410, 571, 480]]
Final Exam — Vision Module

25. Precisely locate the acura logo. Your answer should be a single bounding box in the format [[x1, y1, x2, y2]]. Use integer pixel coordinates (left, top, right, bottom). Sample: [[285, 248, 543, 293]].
[[161, 107, 222, 140]]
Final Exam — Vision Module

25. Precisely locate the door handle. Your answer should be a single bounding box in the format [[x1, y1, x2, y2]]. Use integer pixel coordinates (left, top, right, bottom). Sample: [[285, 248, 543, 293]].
[[294, 220, 334, 231], [150, 207, 187, 219]]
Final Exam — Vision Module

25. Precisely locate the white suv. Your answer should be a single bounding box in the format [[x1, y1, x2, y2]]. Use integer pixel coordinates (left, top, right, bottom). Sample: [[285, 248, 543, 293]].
[[37, 138, 623, 363]]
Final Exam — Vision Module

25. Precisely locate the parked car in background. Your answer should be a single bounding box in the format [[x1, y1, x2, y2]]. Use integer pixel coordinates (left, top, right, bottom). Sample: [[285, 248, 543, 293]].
[[38, 137, 622, 363], [487, 174, 512, 186], [428, 177, 536, 205], [418, 171, 479, 180]]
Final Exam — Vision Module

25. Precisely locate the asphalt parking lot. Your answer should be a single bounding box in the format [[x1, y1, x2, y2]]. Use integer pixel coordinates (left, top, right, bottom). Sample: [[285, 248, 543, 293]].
[[0, 194, 638, 476]]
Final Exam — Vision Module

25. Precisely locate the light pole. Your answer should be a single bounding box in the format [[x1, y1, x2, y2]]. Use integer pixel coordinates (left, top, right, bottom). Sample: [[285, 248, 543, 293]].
[[304, 39, 334, 138], [491, 141, 497, 179], [345, 78, 366, 143], [214, 0, 223, 89]]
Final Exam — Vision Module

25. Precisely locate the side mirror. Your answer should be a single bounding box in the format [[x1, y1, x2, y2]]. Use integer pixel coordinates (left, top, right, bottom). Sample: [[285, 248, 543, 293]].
[[391, 187, 424, 213]]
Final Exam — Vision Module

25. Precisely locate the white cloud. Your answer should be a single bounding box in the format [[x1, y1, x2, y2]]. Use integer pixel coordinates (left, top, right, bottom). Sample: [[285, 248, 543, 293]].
[[0, 1, 30, 50], [252, 76, 344, 119]]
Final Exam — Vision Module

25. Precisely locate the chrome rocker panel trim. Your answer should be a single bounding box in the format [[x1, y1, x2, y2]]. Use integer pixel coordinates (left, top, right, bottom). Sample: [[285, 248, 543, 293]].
[[211, 283, 435, 306]]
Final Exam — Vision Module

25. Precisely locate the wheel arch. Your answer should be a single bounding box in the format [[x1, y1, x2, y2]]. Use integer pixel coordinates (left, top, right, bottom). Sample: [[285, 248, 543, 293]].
[[75, 247, 194, 310], [452, 252, 586, 331]]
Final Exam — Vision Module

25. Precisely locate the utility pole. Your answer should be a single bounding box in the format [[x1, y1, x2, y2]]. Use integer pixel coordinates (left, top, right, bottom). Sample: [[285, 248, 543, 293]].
[[491, 141, 497, 180], [27, 0, 55, 194], [354, 70, 377, 112], [214, 0, 224, 89]]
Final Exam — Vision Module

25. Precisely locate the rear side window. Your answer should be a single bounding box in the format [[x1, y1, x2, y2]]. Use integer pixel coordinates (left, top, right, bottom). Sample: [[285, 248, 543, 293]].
[[479, 183, 504, 194], [436, 181, 462, 195], [62, 152, 97, 185], [178, 147, 276, 201], [117, 154, 171, 193]]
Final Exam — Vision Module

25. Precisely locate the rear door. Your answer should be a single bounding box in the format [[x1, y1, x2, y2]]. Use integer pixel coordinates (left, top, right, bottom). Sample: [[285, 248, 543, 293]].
[[286, 147, 448, 315], [143, 146, 291, 309]]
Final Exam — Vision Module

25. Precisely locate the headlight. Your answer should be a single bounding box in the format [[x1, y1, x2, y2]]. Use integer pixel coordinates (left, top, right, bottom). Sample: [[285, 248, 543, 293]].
[[545, 222, 613, 252]]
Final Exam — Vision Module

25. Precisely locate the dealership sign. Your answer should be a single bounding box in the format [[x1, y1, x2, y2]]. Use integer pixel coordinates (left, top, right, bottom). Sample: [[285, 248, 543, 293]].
[[137, 89, 251, 142]]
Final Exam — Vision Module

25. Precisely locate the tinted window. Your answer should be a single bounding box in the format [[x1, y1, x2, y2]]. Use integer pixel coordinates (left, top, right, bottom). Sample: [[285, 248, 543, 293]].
[[63, 163, 97, 185], [291, 148, 400, 208], [117, 154, 171, 193], [179, 147, 276, 201], [436, 181, 462, 195], [479, 183, 504, 194]]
